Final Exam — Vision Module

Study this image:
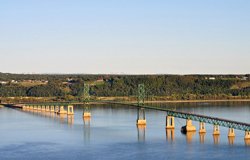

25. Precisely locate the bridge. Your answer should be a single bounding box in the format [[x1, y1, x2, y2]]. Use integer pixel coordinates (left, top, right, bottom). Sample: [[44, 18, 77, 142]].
[[6, 84, 250, 142]]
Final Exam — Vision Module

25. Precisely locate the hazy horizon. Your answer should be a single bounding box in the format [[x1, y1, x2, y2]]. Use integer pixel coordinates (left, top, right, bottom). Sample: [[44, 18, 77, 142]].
[[1, 0, 249, 74]]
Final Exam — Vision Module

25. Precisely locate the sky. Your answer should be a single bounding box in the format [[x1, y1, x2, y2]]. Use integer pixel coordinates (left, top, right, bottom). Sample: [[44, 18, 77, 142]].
[[0, 0, 249, 74]]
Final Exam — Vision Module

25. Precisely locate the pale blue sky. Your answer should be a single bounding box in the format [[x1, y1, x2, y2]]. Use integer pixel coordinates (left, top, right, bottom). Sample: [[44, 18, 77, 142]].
[[0, 0, 249, 74]]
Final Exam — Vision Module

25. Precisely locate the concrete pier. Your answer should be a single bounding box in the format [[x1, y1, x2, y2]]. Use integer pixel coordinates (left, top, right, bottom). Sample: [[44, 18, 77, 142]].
[[228, 128, 235, 137], [199, 122, 206, 133], [58, 106, 67, 114], [54, 106, 59, 113], [166, 116, 175, 129], [50, 106, 55, 112], [83, 112, 91, 117], [137, 119, 147, 125], [67, 105, 74, 115], [213, 125, 220, 135], [245, 131, 250, 140], [181, 119, 196, 132], [41, 106, 46, 112], [37, 106, 41, 111], [45, 106, 50, 112]]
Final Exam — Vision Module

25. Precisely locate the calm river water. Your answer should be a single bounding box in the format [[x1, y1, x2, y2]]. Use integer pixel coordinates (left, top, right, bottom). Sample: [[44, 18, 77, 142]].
[[0, 102, 250, 160]]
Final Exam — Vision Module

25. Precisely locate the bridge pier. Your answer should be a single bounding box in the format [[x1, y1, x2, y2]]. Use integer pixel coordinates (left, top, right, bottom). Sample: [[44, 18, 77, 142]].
[[137, 108, 146, 125], [199, 122, 206, 133], [45, 106, 50, 112], [245, 131, 250, 140], [213, 125, 220, 135], [50, 106, 55, 112], [58, 106, 67, 114], [166, 116, 175, 129], [37, 106, 41, 111], [34, 106, 37, 110], [41, 106, 46, 112], [83, 106, 91, 118], [67, 105, 74, 115], [181, 119, 196, 132], [54, 106, 59, 113], [228, 128, 235, 137]]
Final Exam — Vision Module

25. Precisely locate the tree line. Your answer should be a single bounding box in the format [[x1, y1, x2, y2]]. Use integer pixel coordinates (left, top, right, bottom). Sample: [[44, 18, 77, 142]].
[[0, 73, 249, 100]]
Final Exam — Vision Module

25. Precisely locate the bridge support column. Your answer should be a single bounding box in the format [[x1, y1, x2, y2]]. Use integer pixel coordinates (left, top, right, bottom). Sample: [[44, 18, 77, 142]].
[[45, 106, 50, 112], [228, 128, 235, 137], [213, 125, 220, 135], [83, 106, 91, 118], [34, 106, 37, 110], [37, 106, 41, 111], [186, 119, 196, 132], [137, 108, 146, 125], [58, 106, 67, 114], [67, 105, 74, 115], [245, 131, 250, 140], [166, 116, 175, 129], [182, 119, 196, 132], [50, 106, 55, 112], [83, 112, 91, 117], [54, 106, 59, 113], [199, 122, 206, 133], [41, 106, 46, 112]]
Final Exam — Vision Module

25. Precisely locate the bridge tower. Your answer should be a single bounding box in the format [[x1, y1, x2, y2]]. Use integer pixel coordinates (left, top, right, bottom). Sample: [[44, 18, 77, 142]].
[[137, 84, 146, 125], [83, 84, 91, 117]]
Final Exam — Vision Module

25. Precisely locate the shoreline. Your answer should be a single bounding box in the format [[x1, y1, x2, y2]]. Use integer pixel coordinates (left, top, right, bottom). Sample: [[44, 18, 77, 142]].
[[87, 99, 250, 105], [143, 99, 250, 104]]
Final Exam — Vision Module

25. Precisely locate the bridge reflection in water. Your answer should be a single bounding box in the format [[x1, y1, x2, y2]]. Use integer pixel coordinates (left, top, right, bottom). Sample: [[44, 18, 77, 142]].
[[83, 116, 91, 143], [199, 133, 205, 144], [166, 129, 175, 142], [137, 125, 146, 142]]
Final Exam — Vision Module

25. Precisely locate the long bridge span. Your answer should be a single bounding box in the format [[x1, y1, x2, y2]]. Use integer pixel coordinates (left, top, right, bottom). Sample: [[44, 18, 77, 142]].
[[4, 84, 250, 141]]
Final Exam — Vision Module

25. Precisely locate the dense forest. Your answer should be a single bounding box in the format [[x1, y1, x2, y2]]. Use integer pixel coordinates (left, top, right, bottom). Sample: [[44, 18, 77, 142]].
[[0, 73, 249, 102]]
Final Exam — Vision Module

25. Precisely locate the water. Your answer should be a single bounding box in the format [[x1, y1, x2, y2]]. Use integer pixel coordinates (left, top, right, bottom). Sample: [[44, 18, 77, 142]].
[[0, 102, 250, 160]]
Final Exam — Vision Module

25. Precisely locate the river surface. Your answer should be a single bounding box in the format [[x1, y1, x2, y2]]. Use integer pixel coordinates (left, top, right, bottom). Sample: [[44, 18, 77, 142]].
[[0, 102, 250, 160]]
